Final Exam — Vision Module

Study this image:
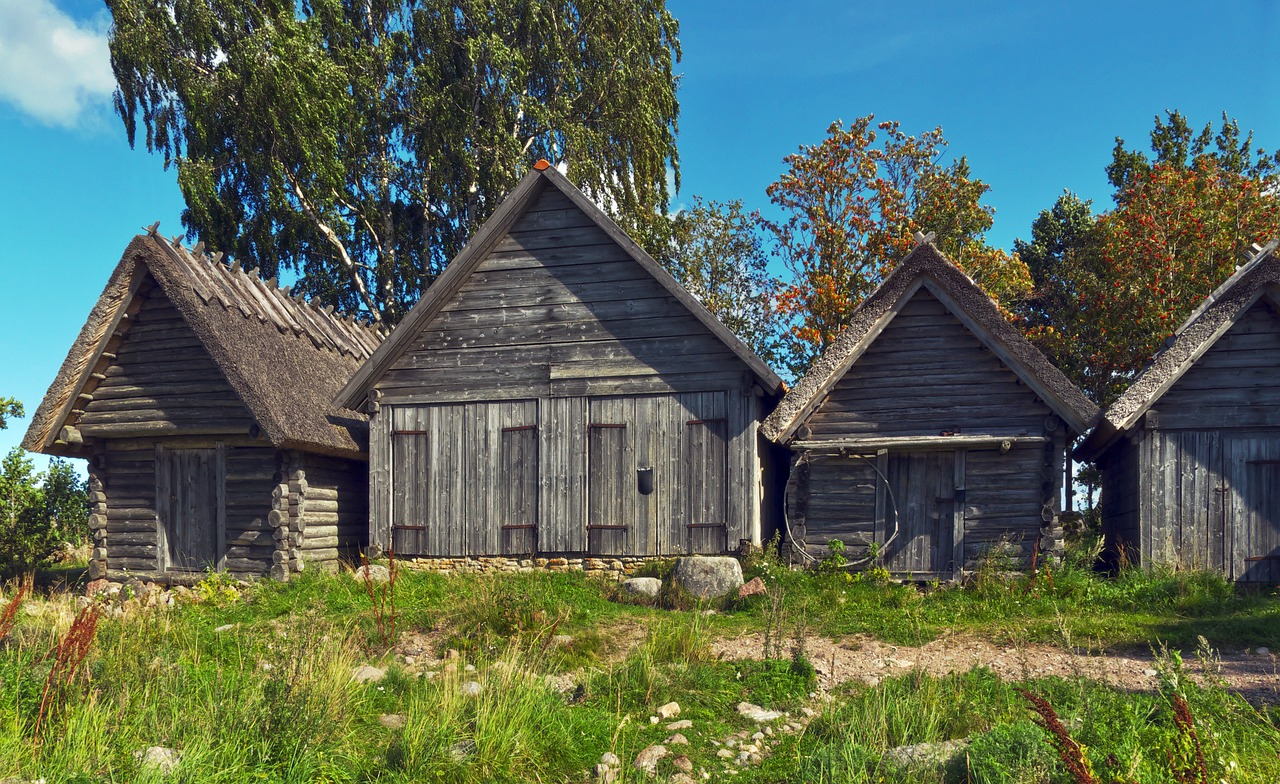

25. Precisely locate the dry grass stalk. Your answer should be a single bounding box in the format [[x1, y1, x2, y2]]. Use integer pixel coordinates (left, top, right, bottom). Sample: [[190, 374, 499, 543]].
[[35, 603, 101, 739], [1018, 688, 1098, 784]]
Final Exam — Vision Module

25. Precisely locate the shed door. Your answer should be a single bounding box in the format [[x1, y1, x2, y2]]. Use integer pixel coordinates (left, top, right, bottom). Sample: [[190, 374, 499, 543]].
[[879, 450, 956, 575], [1224, 436, 1280, 582], [685, 417, 729, 554], [587, 422, 632, 556], [156, 446, 223, 572]]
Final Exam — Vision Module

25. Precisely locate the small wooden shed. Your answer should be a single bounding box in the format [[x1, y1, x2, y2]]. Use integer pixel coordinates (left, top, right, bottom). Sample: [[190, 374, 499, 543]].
[[761, 242, 1097, 578], [1077, 241, 1280, 582], [336, 163, 785, 559], [23, 231, 381, 583]]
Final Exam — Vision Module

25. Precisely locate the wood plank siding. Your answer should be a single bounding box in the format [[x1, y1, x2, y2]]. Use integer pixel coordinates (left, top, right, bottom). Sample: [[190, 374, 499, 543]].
[[1098, 298, 1280, 581], [803, 288, 1053, 440], [359, 177, 777, 558]]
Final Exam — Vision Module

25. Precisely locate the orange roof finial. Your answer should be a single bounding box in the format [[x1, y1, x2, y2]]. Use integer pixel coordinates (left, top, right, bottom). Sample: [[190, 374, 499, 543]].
[[533, 159, 551, 171]]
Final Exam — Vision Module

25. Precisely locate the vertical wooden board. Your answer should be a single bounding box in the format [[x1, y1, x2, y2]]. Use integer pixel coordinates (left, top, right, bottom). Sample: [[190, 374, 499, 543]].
[[216, 443, 227, 570], [953, 449, 965, 579], [1208, 430, 1224, 573], [662, 394, 685, 555], [632, 396, 657, 556], [539, 397, 562, 553], [154, 444, 169, 571], [448, 404, 468, 556], [370, 409, 390, 554]]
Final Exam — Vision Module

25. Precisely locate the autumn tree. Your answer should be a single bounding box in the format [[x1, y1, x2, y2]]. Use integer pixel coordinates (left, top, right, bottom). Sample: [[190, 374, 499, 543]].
[[763, 116, 1031, 376], [108, 0, 681, 326], [667, 198, 784, 367], [1020, 112, 1280, 405]]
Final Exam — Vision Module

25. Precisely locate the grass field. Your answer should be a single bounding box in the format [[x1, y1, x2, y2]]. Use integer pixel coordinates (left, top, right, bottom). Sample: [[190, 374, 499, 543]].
[[1, 544, 1278, 783]]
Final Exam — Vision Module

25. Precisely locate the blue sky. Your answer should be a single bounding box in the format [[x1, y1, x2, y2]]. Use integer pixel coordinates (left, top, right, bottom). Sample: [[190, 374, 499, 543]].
[[2, 0, 1279, 464]]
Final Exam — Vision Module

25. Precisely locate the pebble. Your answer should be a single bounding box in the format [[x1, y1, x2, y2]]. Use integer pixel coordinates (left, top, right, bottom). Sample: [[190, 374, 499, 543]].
[[633, 744, 668, 773], [665, 733, 689, 745], [214, 624, 235, 633], [134, 746, 181, 776], [736, 702, 783, 722], [599, 752, 620, 767], [671, 755, 693, 773], [351, 665, 387, 683], [666, 719, 693, 730], [751, 732, 765, 741], [403, 655, 415, 665], [1257, 646, 1271, 655], [461, 681, 483, 696], [464, 664, 476, 672], [1143, 669, 1158, 677], [657, 701, 681, 719], [593, 763, 616, 783], [716, 749, 735, 759]]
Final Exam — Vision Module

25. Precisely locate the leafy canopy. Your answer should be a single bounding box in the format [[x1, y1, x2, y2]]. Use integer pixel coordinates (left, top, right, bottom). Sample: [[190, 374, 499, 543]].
[[1019, 112, 1280, 405], [109, 0, 681, 325], [0, 398, 22, 430], [763, 116, 1031, 377], [0, 449, 88, 574]]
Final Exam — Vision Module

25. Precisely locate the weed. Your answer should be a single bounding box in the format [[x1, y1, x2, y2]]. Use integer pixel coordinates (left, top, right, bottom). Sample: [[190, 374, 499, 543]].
[[35, 602, 100, 739], [0, 576, 31, 642], [359, 546, 399, 649], [1018, 687, 1098, 784]]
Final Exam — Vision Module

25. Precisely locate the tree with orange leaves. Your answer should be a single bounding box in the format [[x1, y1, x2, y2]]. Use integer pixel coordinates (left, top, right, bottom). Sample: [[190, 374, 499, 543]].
[[763, 116, 1032, 376], [1020, 112, 1280, 405]]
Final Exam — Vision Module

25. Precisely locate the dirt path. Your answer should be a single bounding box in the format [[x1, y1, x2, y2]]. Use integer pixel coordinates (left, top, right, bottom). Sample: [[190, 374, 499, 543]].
[[713, 632, 1280, 706]]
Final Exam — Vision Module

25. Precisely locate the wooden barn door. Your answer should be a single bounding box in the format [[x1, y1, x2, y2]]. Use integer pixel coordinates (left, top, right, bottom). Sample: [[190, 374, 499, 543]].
[[586, 418, 633, 556], [499, 422, 539, 556], [390, 407, 431, 555], [1223, 436, 1280, 582], [684, 414, 729, 555], [156, 445, 224, 572], [879, 450, 956, 576]]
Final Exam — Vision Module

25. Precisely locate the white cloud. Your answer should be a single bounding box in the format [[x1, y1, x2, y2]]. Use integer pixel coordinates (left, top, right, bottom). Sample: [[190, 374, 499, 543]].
[[0, 0, 114, 127]]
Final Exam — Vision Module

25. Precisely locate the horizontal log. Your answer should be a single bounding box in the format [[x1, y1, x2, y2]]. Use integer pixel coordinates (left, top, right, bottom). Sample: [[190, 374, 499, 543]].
[[105, 532, 158, 546], [302, 535, 340, 549], [304, 487, 340, 502], [111, 545, 159, 559], [107, 557, 160, 571], [305, 499, 339, 513]]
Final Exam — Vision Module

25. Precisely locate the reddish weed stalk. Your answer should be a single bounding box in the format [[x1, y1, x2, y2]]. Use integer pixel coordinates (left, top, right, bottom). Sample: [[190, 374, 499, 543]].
[[1170, 694, 1209, 784], [0, 578, 32, 643], [1018, 688, 1098, 784], [360, 544, 398, 649], [34, 603, 101, 739]]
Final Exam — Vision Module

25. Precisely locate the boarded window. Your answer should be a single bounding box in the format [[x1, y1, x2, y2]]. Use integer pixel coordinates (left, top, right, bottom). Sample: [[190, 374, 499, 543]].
[[391, 428, 430, 555], [156, 446, 223, 572], [587, 424, 630, 555], [500, 425, 538, 555], [685, 418, 728, 553]]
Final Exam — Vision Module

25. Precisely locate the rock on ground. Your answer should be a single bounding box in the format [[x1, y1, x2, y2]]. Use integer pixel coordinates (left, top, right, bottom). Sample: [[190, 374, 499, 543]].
[[621, 577, 661, 598], [135, 746, 181, 776], [352, 564, 391, 583], [632, 744, 668, 774], [666, 719, 693, 730], [736, 702, 784, 722], [656, 701, 680, 719], [351, 665, 387, 683], [664, 733, 689, 745], [378, 713, 407, 730], [461, 680, 483, 696], [672, 557, 743, 599], [738, 576, 767, 599], [671, 754, 693, 773], [884, 738, 970, 768]]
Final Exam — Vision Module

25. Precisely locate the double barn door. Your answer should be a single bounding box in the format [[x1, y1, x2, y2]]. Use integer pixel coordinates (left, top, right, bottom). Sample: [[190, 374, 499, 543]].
[[388, 393, 733, 557]]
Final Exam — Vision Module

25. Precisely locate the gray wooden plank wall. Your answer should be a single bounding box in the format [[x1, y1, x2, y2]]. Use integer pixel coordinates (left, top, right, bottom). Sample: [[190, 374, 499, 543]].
[[804, 288, 1051, 440], [378, 390, 756, 558], [373, 187, 751, 404], [78, 276, 256, 438]]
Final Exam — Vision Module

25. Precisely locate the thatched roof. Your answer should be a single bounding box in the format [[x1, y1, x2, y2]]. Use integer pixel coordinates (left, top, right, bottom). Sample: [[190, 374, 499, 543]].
[[761, 242, 1098, 444], [1076, 240, 1280, 462], [336, 164, 784, 409], [23, 231, 382, 459]]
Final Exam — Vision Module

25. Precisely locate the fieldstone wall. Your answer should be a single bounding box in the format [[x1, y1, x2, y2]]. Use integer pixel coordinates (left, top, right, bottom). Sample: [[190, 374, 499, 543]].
[[397, 556, 657, 577]]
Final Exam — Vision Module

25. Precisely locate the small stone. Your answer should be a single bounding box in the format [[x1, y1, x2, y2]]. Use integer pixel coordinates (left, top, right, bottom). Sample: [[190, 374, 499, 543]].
[[751, 732, 764, 741], [378, 713, 407, 730], [214, 624, 235, 633], [656, 701, 681, 720], [665, 733, 689, 745], [599, 752, 621, 767], [464, 664, 476, 672], [884, 738, 970, 768], [666, 719, 693, 730], [403, 655, 415, 665], [594, 763, 616, 783], [621, 577, 662, 598], [449, 740, 476, 762], [1143, 669, 1158, 677], [552, 634, 574, 647], [352, 564, 391, 583], [669, 774, 697, 784], [649, 715, 660, 724], [1256, 646, 1271, 655], [716, 749, 735, 759], [737, 576, 767, 599], [735, 751, 750, 764], [134, 746, 181, 776], [736, 702, 783, 722], [764, 726, 774, 737], [351, 665, 386, 683], [671, 755, 693, 773], [461, 680, 483, 696], [84, 578, 110, 597], [446, 648, 461, 660], [633, 744, 668, 774]]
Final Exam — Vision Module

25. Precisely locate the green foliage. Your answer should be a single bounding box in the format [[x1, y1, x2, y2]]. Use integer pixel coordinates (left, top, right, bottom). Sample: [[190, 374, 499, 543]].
[[0, 397, 22, 430], [0, 450, 87, 575], [108, 0, 682, 326], [668, 197, 786, 366]]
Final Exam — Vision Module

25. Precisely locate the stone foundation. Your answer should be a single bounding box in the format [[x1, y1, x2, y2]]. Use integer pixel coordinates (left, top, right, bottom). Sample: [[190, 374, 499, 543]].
[[397, 556, 658, 578]]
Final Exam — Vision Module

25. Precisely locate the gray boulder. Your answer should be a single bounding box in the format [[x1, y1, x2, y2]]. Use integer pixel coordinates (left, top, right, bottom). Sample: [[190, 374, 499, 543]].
[[672, 557, 743, 600], [352, 564, 391, 583], [884, 738, 970, 768], [621, 577, 661, 598]]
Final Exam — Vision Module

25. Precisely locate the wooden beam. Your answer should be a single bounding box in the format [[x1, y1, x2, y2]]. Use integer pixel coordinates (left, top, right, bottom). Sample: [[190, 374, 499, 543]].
[[792, 434, 1049, 452]]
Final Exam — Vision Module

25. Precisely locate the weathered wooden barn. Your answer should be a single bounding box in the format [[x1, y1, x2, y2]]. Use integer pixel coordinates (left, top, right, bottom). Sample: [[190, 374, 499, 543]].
[[23, 231, 380, 583], [761, 242, 1097, 578], [336, 163, 785, 559], [1077, 241, 1280, 582]]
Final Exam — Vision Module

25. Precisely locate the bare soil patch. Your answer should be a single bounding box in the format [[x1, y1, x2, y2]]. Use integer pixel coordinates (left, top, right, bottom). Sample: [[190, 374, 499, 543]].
[[713, 632, 1280, 705]]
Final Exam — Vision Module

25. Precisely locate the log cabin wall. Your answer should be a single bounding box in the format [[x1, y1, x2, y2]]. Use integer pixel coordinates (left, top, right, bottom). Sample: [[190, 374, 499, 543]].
[[1098, 297, 1280, 582], [359, 174, 781, 559]]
